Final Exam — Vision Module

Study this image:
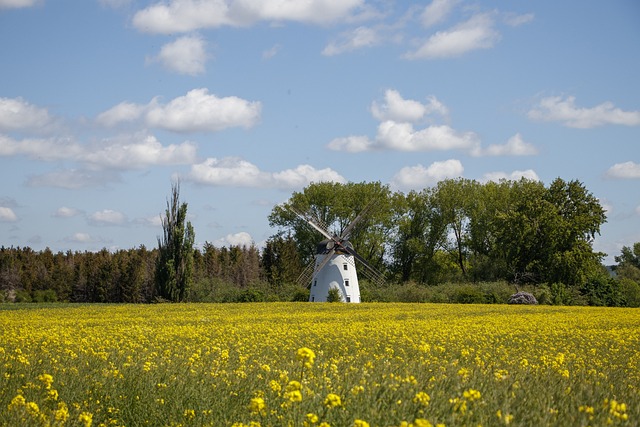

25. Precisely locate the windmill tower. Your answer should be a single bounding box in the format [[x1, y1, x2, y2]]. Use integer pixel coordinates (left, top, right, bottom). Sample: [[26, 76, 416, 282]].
[[289, 205, 385, 303]]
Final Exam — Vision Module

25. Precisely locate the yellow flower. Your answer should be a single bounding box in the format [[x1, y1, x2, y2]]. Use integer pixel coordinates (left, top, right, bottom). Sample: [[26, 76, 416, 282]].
[[354, 420, 370, 427], [78, 411, 93, 427], [463, 388, 481, 401], [297, 347, 316, 368], [249, 397, 266, 414], [324, 393, 342, 408], [413, 391, 431, 407]]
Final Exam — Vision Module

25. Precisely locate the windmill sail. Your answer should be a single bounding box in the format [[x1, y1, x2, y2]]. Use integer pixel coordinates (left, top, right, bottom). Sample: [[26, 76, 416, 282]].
[[287, 203, 385, 302]]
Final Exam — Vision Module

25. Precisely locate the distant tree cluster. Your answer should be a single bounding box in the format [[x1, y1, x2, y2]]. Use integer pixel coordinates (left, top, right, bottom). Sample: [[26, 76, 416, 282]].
[[1, 178, 639, 306]]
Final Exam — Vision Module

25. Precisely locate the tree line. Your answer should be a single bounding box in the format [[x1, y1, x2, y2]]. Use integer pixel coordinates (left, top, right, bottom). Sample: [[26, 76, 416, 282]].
[[1, 178, 639, 306]]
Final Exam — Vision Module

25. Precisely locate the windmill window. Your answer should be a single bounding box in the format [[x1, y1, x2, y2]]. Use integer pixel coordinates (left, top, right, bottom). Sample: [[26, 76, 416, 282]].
[[313, 280, 317, 287], [343, 264, 348, 271], [345, 279, 350, 287], [346, 296, 351, 302]]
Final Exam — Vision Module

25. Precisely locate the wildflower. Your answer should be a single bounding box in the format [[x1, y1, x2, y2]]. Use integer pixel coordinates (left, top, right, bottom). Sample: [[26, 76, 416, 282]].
[[354, 420, 370, 427], [78, 411, 93, 427], [53, 402, 69, 423], [249, 397, 266, 415], [38, 373, 54, 389], [269, 380, 281, 393], [184, 409, 196, 420], [463, 389, 481, 401], [413, 420, 433, 427], [304, 413, 319, 426], [297, 347, 316, 368], [324, 393, 342, 408], [413, 391, 431, 407]]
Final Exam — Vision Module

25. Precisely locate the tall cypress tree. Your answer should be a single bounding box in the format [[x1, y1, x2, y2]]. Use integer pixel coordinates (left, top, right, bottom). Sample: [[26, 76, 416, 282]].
[[155, 182, 195, 302]]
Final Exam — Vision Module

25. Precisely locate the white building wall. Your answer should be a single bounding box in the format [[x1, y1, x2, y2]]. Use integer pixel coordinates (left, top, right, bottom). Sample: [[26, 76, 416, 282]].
[[309, 253, 361, 303]]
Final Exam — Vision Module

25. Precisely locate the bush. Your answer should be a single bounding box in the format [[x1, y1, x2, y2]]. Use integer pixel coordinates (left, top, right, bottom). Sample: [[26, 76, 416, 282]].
[[619, 278, 640, 307], [508, 291, 538, 305], [326, 288, 343, 303], [450, 284, 486, 304]]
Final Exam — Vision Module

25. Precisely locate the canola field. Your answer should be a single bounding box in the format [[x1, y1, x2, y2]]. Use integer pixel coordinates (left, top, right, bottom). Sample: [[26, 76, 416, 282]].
[[1, 303, 638, 427]]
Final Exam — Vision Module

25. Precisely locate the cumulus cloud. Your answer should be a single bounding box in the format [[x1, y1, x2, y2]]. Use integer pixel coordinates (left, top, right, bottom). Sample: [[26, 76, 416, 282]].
[[322, 26, 381, 56], [392, 159, 464, 190], [150, 35, 208, 75], [65, 232, 95, 243], [329, 90, 476, 153], [481, 169, 539, 182], [0, 96, 55, 133], [421, 0, 458, 28], [98, 89, 261, 132], [606, 161, 640, 179], [96, 101, 147, 127], [503, 12, 534, 27], [371, 90, 448, 122], [89, 209, 127, 226], [528, 96, 640, 128], [214, 231, 254, 247], [0, 206, 18, 222], [186, 157, 346, 189], [2, 132, 196, 171], [473, 133, 537, 156], [132, 0, 365, 34], [330, 122, 478, 153], [83, 134, 197, 169], [405, 13, 500, 59], [54, 207, 81, 218], [146, 88, 261, 132]]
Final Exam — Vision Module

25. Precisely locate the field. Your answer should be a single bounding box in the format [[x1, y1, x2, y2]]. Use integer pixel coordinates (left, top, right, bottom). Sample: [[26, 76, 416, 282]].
[[1, 303, 638, 427]]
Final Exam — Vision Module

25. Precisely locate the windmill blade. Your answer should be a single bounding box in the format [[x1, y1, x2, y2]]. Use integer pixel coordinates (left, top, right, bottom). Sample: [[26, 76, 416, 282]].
[[340, 200, 376, 240], [289, 206, 334, 241], [344, 245, 386, 287], [296, 260, 316, 288]]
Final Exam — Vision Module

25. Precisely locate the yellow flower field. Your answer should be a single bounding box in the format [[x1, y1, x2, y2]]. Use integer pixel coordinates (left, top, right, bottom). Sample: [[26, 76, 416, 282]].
[[1, 303, 638, 426]]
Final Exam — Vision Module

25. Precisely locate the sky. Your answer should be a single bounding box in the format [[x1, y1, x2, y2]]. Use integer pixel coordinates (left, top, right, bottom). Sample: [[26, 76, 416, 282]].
[[1, 0, 639, 265]]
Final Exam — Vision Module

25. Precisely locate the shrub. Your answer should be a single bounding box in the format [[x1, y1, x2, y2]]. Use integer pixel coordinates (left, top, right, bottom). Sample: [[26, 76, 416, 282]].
[[326, 288, 343, 303], [508, 291, 538, 305]]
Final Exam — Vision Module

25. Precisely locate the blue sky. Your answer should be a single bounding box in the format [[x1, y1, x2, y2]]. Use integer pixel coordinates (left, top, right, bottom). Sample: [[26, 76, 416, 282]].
[[1, 0, 639, 264]]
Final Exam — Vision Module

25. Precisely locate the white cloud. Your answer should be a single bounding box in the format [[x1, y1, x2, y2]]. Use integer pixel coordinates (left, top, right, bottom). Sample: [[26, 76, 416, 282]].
[[214, 231, 254, 247], [66, 232, 94, 243], [146, 88, 261, 132], [375, 121, 479, 152], [151, 35, 208, 75], [96, 101, 147, 127], [327, 135, 373, 153], [89, 209, 127, 225], [528, 96, 640, 128], [0, 97, 55, 132], [83, 134, 197, 169], [0, 0, 39, 9], [473, 133, 537, 156], [54, 207, 81, 218], [186, 157, 346, 189], [1, 132, 196, 170], [0, 206, 18, 222], [482, 169, 539, 182], [132, 0, 365, 34], [392, 159, 464, 190], [322, 26, 381, 56], [421, 0, 458, 28], [606, 161, 640, 179], [405, 13, 500, 59], [371, 90, 448, 123]]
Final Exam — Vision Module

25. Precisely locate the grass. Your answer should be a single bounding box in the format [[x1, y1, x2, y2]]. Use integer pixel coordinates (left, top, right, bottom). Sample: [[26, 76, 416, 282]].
[[1, 303, 638, 426]]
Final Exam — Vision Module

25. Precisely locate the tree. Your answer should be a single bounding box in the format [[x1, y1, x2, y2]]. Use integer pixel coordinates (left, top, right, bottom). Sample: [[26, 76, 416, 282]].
[[155, 181, 195, 302], [268, 181, 394, 272]]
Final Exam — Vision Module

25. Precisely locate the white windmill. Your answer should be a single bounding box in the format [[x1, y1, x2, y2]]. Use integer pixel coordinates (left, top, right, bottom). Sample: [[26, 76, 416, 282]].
[[289, 205, 385, 303]]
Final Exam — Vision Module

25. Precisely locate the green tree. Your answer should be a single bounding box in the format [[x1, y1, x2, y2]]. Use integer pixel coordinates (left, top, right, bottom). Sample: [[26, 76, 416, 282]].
[[155, 182, 195, 302], [269, 181, 393, 272]]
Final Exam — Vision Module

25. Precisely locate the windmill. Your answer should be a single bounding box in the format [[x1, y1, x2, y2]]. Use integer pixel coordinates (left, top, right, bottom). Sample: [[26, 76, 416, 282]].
[[288, 203, 385, 303]]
